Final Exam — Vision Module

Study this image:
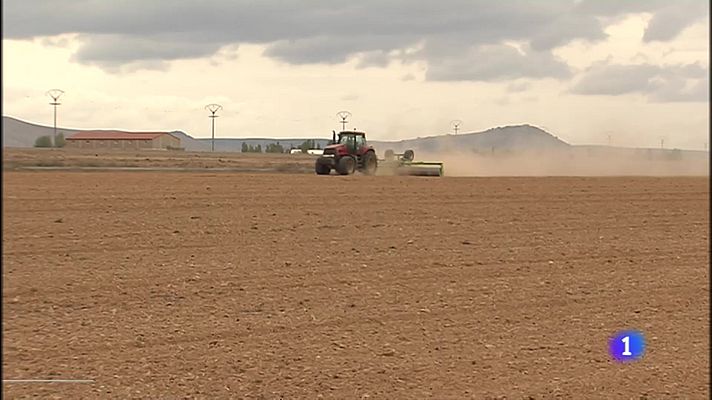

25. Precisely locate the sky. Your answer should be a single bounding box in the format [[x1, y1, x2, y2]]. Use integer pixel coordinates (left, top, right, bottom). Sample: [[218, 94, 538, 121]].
[[2, 0, 709, 149]]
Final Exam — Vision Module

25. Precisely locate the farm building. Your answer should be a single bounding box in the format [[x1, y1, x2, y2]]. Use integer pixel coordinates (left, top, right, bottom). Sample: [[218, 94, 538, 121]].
[[66, 131, 181, 150]]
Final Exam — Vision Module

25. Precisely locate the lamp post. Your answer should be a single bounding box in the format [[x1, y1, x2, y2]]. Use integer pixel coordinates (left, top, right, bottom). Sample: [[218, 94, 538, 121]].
[[46, 89, 64, 147], [205, 104, 223, 152]]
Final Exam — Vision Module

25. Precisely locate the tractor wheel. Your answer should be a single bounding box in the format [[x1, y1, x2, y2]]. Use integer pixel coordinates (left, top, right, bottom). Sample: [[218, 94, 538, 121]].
[[315, 161, 331, 175], [403, 149, 415, 161], [361, 151, 377, 175], [336, 156, 356, 175]]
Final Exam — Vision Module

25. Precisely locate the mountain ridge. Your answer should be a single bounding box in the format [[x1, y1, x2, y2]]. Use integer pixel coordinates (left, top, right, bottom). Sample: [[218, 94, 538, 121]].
[[3, 115, 571, 153]]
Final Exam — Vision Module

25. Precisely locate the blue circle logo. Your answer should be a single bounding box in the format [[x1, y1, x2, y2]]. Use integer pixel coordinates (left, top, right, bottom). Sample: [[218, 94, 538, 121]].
[[609, 330, 645, 362]]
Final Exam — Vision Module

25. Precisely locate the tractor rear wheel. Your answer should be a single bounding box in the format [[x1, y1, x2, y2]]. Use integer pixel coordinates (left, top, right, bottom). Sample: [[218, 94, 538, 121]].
[[361, 151, 377, 175], [336, 156, 356, 175], [315, 161, 331, 175]]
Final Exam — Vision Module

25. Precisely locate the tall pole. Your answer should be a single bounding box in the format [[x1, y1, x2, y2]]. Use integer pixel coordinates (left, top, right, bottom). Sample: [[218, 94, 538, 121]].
[[337, 111, 351, 132], [46, 89, 64, 147], [205, 104, 222, 152], [53, 103, 57, 144], [451, 120, 462, 135], [211, 117, 215, 151]]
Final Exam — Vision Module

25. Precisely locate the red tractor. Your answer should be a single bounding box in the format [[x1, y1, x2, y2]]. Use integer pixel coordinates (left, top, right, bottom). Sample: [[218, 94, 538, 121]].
[[315, 130, 378, 175]]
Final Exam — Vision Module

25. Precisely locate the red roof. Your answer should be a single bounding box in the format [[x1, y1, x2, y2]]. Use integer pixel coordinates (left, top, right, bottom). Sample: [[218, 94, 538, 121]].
[[67, 131, 174, 140]]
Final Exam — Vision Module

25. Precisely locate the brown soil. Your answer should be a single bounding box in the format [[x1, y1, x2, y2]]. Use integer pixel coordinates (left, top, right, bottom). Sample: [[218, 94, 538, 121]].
[[2, 148, 315, 173], [2, 172, 709, 399]]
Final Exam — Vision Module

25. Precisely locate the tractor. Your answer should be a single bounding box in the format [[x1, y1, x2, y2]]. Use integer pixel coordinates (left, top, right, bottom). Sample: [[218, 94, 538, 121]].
[[315, 130, 378, 175]]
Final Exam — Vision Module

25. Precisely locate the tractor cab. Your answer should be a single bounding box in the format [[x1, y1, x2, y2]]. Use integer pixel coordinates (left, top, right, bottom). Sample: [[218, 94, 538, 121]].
[[325, 131, 370, 155]]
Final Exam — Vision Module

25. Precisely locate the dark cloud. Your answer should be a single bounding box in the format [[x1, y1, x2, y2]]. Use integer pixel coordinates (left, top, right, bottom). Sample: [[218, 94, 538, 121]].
[[572, 0, 669, 17], [72, 34, 222, 65], [356, 51, 393, 69], [650, 77, 709, 103], [643, 3, 708, 42], [573, 0, 708, 42], [529, 13, 607, 51], [2, 0, 708, 81], [426, 44, 572, 81], [571, 62, 709, 102]]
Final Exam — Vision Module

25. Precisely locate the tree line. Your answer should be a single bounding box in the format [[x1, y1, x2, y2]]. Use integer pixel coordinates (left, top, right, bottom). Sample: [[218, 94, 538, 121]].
[[34, 133, 66, 148], [241, 140, 322, 153]]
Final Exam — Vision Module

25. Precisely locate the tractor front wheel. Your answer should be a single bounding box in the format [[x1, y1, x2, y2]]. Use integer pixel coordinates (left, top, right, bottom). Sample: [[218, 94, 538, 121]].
[[315, 161, 331, 175], [336, 156, 356, 175]]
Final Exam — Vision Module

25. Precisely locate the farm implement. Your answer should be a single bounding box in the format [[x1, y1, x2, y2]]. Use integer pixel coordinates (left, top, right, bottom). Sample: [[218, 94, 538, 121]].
[[379, 149, 444, 177]]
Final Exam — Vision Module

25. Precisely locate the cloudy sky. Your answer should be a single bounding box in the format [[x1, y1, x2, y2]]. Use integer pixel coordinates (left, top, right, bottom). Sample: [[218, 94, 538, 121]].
[[2, 0, 709, 149]]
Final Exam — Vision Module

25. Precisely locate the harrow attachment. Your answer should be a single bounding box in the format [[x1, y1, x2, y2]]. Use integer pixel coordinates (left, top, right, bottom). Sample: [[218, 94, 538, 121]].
[[379, 149, 444, 177]]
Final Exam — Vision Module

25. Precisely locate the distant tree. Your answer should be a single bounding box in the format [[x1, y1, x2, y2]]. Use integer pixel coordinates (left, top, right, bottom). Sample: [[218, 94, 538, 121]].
[[243, 144, 264, 153], [299, 140, 309, 153], [55, 132, 66, 148], [265, 142, 285, 153], [34, 135, 53, 148], [299, 139, 317, 153], [241, 142, 249, 153]]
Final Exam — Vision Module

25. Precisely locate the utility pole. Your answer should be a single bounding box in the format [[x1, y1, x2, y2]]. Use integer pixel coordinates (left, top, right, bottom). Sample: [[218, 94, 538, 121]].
[[660, 137, 665, 149], [451, 120, 462, 135], [337, 111, 351, 131], [205, 104, 222, 152], [46, 89, 64, 147]]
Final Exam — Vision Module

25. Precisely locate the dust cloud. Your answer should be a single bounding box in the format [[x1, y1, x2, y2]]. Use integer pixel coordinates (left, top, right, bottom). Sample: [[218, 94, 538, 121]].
[[411, 147, 709, 177]]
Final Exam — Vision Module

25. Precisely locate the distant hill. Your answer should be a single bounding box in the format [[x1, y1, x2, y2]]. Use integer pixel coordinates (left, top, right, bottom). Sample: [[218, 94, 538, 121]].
[[370, 124, 570, 154], [168, 130, 210, 151], [2, 116, 79, 147]]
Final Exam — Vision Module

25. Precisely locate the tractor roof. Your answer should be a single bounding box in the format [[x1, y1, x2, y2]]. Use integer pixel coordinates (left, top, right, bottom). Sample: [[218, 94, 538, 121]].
[[339, 131, 366, 136]]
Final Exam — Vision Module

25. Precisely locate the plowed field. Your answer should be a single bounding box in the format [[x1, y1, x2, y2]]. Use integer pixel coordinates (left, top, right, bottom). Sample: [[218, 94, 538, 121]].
[[2, 172, 709, 399]]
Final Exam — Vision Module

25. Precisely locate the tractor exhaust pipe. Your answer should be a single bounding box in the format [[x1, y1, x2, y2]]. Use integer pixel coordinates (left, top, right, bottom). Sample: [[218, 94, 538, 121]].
[[332, 130, 336, 144]]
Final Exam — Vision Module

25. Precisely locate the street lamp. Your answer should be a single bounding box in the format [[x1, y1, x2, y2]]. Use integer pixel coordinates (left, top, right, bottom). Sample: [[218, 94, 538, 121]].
[[46, 89, 64, 147]]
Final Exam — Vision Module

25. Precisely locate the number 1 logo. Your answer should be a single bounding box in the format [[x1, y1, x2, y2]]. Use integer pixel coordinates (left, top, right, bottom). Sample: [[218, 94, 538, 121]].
[[621, 336, 632, 356], [609, 330, 645, 362]]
